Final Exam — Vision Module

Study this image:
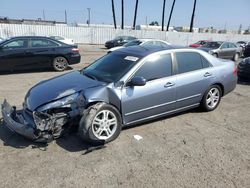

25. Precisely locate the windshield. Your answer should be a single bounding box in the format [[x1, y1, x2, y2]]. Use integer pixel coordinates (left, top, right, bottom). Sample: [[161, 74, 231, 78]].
[[82, 52, 141, 83], [203, 41, 222, 49], [124, 40, 142, 47]]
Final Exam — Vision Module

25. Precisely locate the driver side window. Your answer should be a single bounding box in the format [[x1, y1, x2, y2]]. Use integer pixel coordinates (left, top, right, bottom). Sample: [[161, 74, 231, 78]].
[[3, 39, 28, 49], [221, 43, 229, 49], [133, 54, 172, 82]]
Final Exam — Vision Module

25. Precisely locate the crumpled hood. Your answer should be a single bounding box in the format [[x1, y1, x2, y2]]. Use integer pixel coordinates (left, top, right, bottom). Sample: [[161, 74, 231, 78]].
[[25, 71, 104, 111]]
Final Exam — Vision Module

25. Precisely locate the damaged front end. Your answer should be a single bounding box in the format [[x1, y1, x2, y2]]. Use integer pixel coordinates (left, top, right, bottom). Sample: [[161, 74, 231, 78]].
[[1, 92, 86, 142]]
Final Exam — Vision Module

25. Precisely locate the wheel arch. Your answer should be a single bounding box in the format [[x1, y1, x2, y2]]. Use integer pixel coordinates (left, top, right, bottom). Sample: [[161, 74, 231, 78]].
[[211, 83, 224, 96]]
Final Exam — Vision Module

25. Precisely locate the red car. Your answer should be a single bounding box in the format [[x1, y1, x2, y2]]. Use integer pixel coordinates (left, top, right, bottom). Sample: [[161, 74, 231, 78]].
[[189, 40, 211, 48]]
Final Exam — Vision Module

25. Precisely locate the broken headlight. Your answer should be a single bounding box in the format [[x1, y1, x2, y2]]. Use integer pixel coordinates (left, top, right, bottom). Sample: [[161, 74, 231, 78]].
[[36, 93, 83, 112]]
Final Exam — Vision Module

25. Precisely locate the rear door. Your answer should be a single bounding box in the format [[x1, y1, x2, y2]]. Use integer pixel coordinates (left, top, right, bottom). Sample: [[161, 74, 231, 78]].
[[28, 38, 59, 69], [228, 43, 238, 59], [0, 38, 29, 71], [174, 51, 214, 109], [121, 53, 176, 124]]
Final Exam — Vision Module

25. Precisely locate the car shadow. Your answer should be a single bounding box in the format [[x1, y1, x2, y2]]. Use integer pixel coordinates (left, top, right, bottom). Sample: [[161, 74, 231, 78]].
[[237, 77, 250, 86], [0, 66, 73, 75], [0, 118, 105, 154], [0, 108, 203, 153]]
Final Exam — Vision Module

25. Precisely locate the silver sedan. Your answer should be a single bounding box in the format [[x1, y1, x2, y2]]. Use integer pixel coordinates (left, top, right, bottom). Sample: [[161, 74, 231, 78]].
[[2, 45, 237, 144]]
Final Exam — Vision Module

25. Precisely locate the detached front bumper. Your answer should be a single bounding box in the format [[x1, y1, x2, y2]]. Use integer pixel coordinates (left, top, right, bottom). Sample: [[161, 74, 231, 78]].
[[1, 100, 38, 140]]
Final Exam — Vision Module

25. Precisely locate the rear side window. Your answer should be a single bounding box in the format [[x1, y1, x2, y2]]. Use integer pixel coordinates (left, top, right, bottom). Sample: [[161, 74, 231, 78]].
[[31, 39, 58, 48], [229, 43, 237, 48], [201, 55, 212, 68], [221, 43, 229, 49], [134, 54, 172, 81], [176, 52, 203, 74]]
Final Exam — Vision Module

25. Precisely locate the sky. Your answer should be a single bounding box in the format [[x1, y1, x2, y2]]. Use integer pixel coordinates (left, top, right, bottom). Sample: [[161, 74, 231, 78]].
[[1, 0, 250, 30]]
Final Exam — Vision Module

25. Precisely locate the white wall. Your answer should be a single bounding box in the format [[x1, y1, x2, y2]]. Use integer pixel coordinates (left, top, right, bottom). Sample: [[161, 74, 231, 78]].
[[0, 23, 250, 46]]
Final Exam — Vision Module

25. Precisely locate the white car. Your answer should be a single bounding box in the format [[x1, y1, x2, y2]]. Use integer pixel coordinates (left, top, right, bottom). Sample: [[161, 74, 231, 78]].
[[49, 36, 75, 45], [0, 37, 4, 42], [108, 39, 171, 53]]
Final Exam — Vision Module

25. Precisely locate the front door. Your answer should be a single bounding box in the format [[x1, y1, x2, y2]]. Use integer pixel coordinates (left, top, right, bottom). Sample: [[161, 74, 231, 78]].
[[121, 53, 176, 125], [0, 38, 29, 71]]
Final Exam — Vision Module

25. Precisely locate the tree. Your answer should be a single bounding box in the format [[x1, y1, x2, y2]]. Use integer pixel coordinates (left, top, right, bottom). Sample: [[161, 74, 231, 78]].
[[121, 0, 124, 29], [189, 0, 197, 32], [132, 0, 139, 30], [111, 0, 117, 29], [167, 0, 176, 31], [161, 0, 166, 31]]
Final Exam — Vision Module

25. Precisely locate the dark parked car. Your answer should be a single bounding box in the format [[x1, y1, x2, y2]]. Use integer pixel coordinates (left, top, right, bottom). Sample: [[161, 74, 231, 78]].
[[105, 36, 137, 49], [0, 36, 81, 72], [243, 42, 250, 57], [198, 41, 242, 61], [238, 57, 250, 79], [2, 45, 237, 144]]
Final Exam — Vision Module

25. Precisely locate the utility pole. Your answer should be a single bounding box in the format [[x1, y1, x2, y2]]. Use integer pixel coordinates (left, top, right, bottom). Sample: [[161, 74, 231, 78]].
[[167, 0, 176, 31], [121, 0, 124, 29], [43, 9, 46, 20], [87, 8, 91, 26], [132, 0, 139, 30], [189, 0, 197, 32], [65, 10, 67, 24], [161, 0, 166, 31], [111, 0, 117, 29]]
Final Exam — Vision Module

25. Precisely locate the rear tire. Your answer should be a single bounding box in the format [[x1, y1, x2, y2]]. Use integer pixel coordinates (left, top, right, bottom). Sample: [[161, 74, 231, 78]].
[[78, 102, 122, 144], [233, 53, 240, 62], [52, 56, 68, 71], [212, 53, 218, 58], [201, 85, 222, 112]]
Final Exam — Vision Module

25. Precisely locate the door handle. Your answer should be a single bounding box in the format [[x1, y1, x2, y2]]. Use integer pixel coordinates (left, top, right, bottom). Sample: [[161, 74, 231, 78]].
[[25, 50, 33, 55], [204, 72, 212, 77], [164, 82, 175, 88]]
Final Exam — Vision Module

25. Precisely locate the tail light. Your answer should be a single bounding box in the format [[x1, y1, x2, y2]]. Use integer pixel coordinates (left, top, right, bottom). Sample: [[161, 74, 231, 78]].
[[233, 65, 237, 76], [71, 48, 79, 53]]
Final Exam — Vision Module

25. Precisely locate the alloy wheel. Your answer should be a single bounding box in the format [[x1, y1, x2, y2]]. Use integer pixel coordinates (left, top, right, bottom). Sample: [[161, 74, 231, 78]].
[[54, 57, 67, 71], [92, 110, 118, 140], [206, 88, 220, 109]]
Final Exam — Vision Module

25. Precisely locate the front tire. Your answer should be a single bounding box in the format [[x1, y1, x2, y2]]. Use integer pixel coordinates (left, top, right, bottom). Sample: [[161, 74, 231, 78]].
[[52, 56, 68, 71], [78, 102, 122, 144], [201, 85, 222, 112]]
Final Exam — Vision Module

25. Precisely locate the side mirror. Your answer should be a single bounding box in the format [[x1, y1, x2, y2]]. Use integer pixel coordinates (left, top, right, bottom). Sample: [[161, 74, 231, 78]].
[[128, 76, 146, 86]]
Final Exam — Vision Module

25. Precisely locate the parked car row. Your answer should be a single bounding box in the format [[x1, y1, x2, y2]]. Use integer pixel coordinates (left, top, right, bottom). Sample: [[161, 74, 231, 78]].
[[0, 36, 81, 72]]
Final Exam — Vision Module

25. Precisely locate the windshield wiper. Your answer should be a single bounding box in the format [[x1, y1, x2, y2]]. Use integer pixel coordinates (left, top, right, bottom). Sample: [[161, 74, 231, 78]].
[[81, 70, 98, 81]]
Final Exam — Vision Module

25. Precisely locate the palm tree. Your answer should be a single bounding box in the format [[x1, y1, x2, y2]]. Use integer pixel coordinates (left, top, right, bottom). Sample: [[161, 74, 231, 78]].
[[121, 0, 124, 29], [132, 0, 139, 30], [161, 0, 166, 31], [189, 0, 197, 32], [111, 0, 117, 29], [167, 0, 176, 31]]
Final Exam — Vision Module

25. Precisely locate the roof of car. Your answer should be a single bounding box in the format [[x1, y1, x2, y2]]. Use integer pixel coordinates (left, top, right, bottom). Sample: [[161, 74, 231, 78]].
[[114, 45, 183, 57], [8, 36, 50, 39]]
